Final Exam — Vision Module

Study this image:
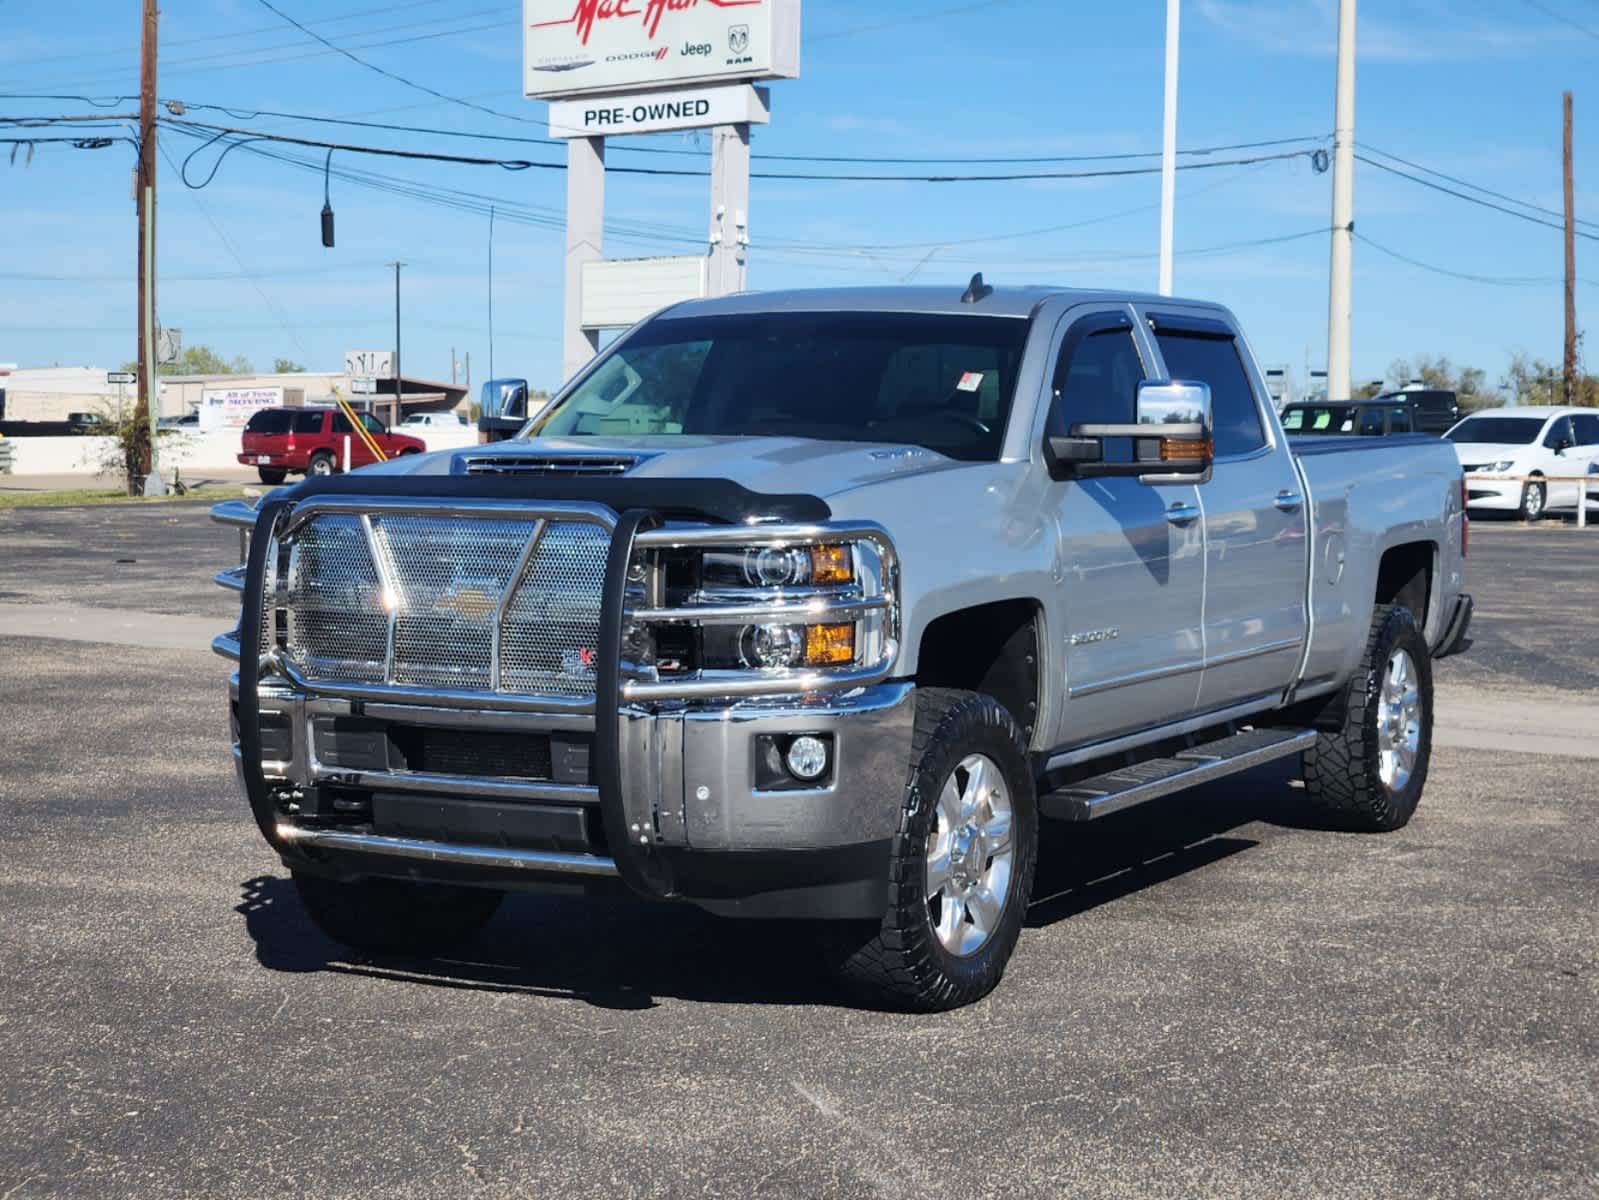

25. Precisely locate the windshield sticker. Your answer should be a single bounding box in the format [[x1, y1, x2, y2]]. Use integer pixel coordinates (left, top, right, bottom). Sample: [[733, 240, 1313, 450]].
[[956, 372, 985, 393]]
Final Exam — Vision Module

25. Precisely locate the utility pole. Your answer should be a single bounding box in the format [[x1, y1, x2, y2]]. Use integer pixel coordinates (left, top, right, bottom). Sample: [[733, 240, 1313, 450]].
[[1158, 0, 1180, 296], [1564, 91, 1579, 406], [707, 124, 751, 297], [488, 205, 496, 383], [450, 344, 457, 386], [390, 260, 404, 422], [1326, 0, 1357, 402], [133, 0, 160, 495]]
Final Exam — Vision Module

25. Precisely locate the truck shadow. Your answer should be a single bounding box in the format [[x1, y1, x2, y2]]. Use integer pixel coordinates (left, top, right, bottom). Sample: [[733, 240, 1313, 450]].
[[235, 760, 1320, 1010]]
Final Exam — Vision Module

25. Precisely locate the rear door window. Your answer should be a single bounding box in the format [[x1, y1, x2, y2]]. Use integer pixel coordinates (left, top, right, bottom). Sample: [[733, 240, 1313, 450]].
[[1153, 329, 1266, 458], [245, 409, 292, 434], [1573, 413, 1599, 445], [291, 411, 324, 434]]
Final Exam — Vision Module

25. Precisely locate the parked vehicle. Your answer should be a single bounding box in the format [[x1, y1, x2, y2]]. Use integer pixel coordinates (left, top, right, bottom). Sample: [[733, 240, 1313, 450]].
[[213, 283, 1471, 1010], [158, 412, 199, 430], [398, 410, 469, 430], [1281, 399, 1419, 437], [1380, 388, 1459, 434], [1446, 406, 1599, 520], [237, 405, 425, 485], [0, 411, 109, 438]]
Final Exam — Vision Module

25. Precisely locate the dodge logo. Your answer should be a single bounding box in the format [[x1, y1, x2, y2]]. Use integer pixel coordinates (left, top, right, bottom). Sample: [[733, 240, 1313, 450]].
[[728, 24, 749, 54]]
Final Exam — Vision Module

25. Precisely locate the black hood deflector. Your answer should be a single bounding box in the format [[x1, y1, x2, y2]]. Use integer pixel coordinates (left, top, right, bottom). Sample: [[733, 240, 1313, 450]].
[[282, 472, 832, 525]]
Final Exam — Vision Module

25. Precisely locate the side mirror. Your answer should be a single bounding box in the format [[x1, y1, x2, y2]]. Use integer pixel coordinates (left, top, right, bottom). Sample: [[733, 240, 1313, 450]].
[[1047, 380, 1214, 481]]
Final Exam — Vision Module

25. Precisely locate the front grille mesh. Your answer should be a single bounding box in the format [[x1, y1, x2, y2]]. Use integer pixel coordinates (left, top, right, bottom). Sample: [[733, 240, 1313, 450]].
[[278, 512, 610, 699]]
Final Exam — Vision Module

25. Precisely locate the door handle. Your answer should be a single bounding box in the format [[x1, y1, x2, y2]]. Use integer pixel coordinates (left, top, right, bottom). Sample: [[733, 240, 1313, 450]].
[[1274, 489, 1304, 513], [1165, 501, 1201, 525]]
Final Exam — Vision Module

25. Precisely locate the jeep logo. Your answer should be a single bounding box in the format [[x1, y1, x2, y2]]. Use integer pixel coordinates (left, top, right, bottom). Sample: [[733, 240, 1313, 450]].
[[680, 41, 712, 56]]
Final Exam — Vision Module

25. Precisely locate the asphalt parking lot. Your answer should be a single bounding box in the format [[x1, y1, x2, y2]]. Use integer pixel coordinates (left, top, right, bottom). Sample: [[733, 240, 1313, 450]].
[[1, 505, 1595, 1199]]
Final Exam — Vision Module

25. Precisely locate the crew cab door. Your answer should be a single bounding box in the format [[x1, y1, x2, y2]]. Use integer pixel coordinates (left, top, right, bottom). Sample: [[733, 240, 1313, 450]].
[[1043, 306, 1206, 747], [1142, 310, 1309, 715]]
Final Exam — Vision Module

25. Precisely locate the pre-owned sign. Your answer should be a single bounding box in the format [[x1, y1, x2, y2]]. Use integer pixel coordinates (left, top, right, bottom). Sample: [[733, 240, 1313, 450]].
[[523, 0, 799, 99], [549, 83, 769, 138]]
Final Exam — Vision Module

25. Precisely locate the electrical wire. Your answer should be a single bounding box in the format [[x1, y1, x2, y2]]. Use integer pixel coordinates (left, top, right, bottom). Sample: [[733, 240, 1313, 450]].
[[1359, 141, 1599, 233], [1354, 152, 1599, 241], [1354, 231, 1599, 287], [164, 117, 1318, 184], [1518, 0, 1599, 41]]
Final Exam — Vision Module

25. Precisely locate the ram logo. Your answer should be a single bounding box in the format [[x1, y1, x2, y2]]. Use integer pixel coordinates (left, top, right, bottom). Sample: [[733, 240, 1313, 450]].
[[1069, 627, 1121, 646]]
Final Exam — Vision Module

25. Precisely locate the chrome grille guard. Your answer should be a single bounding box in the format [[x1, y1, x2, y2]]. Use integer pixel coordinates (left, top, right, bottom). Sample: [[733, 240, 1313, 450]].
[[214, 485, 900, 898]]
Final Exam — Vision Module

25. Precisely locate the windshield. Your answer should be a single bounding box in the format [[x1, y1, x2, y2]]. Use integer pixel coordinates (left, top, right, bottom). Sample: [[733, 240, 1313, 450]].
[[1447, 416, 1542, 445], [524, 312, 1032, 462]]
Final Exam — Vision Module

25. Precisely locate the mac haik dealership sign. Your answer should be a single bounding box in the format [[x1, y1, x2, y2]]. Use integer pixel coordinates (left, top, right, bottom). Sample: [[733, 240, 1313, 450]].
[[523, 0, 799, 99]]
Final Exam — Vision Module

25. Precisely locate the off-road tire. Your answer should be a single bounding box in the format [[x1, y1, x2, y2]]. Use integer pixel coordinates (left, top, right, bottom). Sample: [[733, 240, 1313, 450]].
[[257, 467, 287, 485], [1302, 604, 1432, 832], [308, 451, 337, 477], [837, 688, 1038, 1011], [292, 871, 502, 957], [1519, 477, 1547, 522]]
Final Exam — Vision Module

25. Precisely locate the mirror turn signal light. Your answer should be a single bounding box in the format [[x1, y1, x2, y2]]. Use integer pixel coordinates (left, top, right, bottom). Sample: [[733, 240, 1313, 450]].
[[809, 544, 853, 585], [805, 623, 855, 666], [1159, 436, 1213, 462]]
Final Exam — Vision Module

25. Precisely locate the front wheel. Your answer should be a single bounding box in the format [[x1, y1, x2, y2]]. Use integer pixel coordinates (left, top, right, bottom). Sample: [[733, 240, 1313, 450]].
[[292, 871, 502, 957], [836, 689, 1038, 1011], [1303, 604, 1432, 832], [1519, 478, 1547, 521]]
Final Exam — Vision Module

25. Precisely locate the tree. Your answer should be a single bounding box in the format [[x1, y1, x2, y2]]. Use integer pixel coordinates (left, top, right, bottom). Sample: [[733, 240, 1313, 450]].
[[1384, 355, 1504, 412], [121, 344, 253, 377], [1501, 350, 1599, 406], [272, 358, 306, 374]]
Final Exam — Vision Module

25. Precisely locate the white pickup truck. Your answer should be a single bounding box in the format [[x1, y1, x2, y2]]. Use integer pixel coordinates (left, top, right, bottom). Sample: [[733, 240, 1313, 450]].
[[214, 282, 1472, 1010]]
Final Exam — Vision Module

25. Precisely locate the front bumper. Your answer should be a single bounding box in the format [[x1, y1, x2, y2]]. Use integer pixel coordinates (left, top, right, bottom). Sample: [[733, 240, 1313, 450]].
[[228, 673, 913, 918], [1464, 479, 1522, 511]]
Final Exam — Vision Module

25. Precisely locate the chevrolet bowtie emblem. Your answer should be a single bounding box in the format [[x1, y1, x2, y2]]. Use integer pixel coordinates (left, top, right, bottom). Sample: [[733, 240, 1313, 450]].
[[435, 586, 497, 621]]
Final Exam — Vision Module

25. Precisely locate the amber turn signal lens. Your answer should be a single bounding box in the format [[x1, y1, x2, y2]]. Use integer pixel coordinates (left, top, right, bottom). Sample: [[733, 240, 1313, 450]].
[[808, 544, 853, 586], [805, 623, 855, 666], [1159, 436, 1213, 462]]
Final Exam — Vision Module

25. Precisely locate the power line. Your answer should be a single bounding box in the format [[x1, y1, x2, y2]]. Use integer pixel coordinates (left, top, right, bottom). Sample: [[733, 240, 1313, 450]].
[[164, 117, 1318, 184], [1355, 152, 1599, 241], [245, 0, 546, 128], [1360, 141, 1599, 232], [1354, 230, 1599, 287], [1518, 0, 1599, 41]]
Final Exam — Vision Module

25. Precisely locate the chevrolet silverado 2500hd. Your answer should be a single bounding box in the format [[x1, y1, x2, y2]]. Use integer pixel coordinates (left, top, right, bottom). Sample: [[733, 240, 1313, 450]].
[[212, 284, 1473, 1011]]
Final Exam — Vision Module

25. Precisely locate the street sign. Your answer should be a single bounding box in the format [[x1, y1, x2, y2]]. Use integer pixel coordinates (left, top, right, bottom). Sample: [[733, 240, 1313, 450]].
[[345, 349, 395, 379], [350, 378, 378, 395], [523, 0, 800, 99], [550, 83, 770, 139], [107, 371, 137, 385]]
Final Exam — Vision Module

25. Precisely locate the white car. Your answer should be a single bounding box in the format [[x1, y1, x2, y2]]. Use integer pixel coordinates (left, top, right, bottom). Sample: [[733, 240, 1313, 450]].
[[398, 411, 469, 429], [1447, 406, 1599, 520]]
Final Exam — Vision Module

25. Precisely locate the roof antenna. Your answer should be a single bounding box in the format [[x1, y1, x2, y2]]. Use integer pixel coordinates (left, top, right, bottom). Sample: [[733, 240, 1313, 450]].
[[961, 273, 993, 304]]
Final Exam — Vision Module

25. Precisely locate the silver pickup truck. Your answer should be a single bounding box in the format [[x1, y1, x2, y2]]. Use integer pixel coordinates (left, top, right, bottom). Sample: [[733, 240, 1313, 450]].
[[213, 282, 1472, 1010]]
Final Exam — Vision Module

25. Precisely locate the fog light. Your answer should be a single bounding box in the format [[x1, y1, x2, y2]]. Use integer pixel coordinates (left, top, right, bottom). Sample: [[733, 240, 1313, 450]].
[[786, 735, 830, 781]]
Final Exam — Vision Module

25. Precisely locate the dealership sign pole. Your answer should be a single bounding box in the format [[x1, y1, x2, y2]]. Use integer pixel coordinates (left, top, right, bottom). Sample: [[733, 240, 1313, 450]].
[[525, 0, 800, 380]]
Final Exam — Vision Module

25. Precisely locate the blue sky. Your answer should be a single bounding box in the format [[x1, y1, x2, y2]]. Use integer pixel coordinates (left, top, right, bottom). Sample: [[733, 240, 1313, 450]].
[[3, 0, 1596, 395]]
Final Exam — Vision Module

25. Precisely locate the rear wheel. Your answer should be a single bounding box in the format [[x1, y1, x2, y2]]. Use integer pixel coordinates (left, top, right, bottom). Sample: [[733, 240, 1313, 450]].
[[1519, 477, 1547, 521], [256, 467, 287, 485], [308, 450, 337, 477], [1302, 604, 1432, 832], [836, 689, 1038, 1011], [293, 871, 502, 957]]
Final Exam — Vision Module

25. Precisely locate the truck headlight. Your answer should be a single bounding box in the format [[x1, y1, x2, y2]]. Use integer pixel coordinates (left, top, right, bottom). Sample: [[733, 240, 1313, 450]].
[[626, 531, 896, 686]]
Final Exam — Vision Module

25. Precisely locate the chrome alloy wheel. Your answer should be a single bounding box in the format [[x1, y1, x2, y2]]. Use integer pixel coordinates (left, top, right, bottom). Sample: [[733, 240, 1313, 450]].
[[1524, 481, 1546, 519], [1377, 647, 1423, 791], [925, 753, 1015, 957]]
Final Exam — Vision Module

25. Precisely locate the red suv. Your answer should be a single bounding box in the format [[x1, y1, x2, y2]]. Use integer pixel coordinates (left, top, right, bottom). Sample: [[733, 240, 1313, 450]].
[[239, 407, 426, 484]]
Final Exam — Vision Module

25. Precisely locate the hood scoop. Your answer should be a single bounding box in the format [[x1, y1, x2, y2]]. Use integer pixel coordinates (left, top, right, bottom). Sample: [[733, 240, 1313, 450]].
[[456, 451, 646, 478]]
